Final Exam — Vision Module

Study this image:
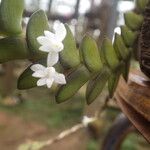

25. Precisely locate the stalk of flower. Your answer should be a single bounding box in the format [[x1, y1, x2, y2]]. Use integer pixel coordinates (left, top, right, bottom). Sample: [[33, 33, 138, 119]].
[[30, 22, 67, 88]]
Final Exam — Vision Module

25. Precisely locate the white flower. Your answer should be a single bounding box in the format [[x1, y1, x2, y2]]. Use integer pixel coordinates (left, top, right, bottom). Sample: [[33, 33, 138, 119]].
[[37, 22, 67, 67], [31, 64, 66, 88]]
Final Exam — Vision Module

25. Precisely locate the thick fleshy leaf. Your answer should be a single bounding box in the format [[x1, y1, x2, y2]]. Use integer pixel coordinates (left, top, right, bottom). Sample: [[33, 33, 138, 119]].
[[101, 38, 120, 71], [86, 67, 111, 104], [17, 66, 38, 90], [80, 35, 103, 72], [122, 57, 131, 82], [121, 25, 138, 47], [124, 12, 144, 31], [113, 33, 129, 60], [26, 10, 50, 61], [60, 24, 80, 69], [56, 65, 91, 103], [0, 37, 29, 63], [108, 71, 121, 98], [0, 0, 24, 35]]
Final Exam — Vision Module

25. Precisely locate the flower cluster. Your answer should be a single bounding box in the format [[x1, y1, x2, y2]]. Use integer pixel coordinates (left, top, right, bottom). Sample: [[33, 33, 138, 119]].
[[31, 22, 67, 88]]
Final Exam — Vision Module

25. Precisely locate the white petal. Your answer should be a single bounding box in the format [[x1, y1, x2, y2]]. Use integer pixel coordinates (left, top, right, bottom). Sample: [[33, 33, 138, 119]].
[[47, 67, 56, 77], [50, 42, 64, 52], [44, 30, 56, 39], [47, 52, 59, 67], [38, 36, 63, 53], [37, 36, 50, 46], [39, 45, 50, 52], [37, 78, 47, 86], [30, 64, 45, 72], [54, 73, 66, 84], [46, 78, 54, 88], [32, 70, 46, 78], [54, 22, 66, 42]]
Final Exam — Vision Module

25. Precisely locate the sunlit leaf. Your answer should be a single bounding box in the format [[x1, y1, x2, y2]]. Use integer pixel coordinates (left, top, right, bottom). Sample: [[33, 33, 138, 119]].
[[124, 12, 144, 31], [0, 0, 24, 35], [80, 35, 103, 72], [60, 24, 80, 69], [101, 38, 120, 71], [26, 10, 50, 61], [121, 25, 138, 47], [113, 33, 130, 60]]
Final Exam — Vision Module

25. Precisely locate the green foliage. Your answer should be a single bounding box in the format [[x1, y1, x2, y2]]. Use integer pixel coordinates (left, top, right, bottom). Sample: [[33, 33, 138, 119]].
[[80, 35, 103, 73], [17, 65, 38, 90], [0, 0, 148, 105], [86, 67, 111, 104], [113, 33, 129, 60], [56, 65, 91, 103], [108, 71, 121, 98], [124, 12, 144, 31], [121, 25, 138, 47], [0, 0, 24, 36], [0, 37, 29, 63], [60, 24, 80, 69], [26, 10, 50, 61], [101, 38, 120, 71]]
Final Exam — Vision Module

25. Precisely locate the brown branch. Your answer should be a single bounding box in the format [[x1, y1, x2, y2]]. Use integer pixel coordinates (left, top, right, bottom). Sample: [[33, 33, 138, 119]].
[[44, 123, 84, 146], [18, 115, 100, 150], [18, 123, 84, 150]]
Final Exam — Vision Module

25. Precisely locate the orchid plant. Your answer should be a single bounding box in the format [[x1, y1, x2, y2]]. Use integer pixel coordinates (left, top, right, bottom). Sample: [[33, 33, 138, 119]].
[[0, 0, 148, 105], [0, 0, 150, 147]]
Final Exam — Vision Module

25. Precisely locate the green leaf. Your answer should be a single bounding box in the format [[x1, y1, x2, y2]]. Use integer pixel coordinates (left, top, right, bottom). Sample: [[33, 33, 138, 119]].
[[0, 0, 24, 35], [80, 35, 103, 72], [121, 25, 138, 47], [136, 0, 149, 12], [101, 38, 120, 71], [60, 24, 80, 69], [113, 33, 129, 60], [0, 37, 29, 63], [56, 65, 91, 103], [17, 66, 38, 90], [124, 12, 144, 31], [108, 71, 121, 98], [26, 10, 50, 61], [122, 56, 131, 82], [86, 67, 111, 104]]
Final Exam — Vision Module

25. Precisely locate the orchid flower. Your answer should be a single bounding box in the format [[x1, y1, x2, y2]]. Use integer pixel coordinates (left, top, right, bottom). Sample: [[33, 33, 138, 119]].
[[31, 64, 66, 88], [37, 22, 67, 67]]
